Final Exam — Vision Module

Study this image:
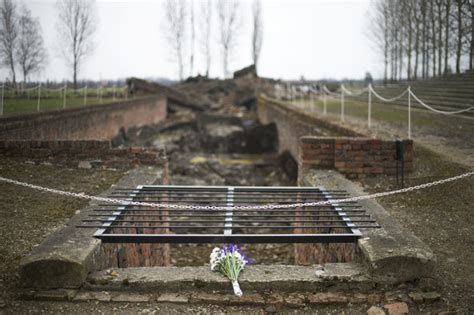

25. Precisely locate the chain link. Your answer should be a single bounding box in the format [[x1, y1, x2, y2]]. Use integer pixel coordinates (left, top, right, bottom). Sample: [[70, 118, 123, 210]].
[[0, 171, 472, 211]]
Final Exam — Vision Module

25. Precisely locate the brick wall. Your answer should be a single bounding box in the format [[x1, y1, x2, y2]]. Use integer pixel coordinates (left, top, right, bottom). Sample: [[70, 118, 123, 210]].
[[257, 96, 362, 160], [257, 97, 413, 180], [299, 136, 413, 179], [0, 140, 166, 169], [0, 96, 166, 140]]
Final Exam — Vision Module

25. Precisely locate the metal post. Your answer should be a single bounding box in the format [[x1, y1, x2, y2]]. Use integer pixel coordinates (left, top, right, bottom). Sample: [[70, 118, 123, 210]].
[[1, 83, 4, 115], [37, 83, 41, 112], [323, 89, 327, 115], [341, 85, 345, 121], [368, 84, 372, 128], [408, 86, 411, 139], [63, 83, 67, 108], [99, 87, 103, 104], [84, 85, 88, 105], [113, 84, 116, 100]]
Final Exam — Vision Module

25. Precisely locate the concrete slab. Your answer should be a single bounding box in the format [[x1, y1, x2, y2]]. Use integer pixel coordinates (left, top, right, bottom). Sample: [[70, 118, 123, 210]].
[[85, 263, 375, 293], [19, 166, 166, 289], [302, 169, 435, 283]]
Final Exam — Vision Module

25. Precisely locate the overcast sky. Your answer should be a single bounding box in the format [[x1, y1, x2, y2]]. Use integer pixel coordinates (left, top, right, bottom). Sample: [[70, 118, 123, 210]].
[[2, 0, 379, 82]]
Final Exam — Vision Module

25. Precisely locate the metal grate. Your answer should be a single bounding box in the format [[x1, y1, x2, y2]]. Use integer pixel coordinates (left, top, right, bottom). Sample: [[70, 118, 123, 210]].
[[78, 185, 380, 243]]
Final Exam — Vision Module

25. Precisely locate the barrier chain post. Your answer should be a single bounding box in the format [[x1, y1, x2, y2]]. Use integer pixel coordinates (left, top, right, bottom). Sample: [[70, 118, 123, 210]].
[[0, 83, 4, 115], [408, 86, 411, 139], [323, 88, 327, 115], [368, 84, 372, 128], [84, 85, 88, 105], [37, 83, 41, 112], [341, 84, 345, 121], [63, 83, 67, 108]]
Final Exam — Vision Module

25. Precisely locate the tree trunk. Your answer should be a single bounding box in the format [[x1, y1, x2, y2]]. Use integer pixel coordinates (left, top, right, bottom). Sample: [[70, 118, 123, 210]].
[[455, 0, 462, 74], [9, 53, 16, 86], [470, 2, 474, 70], [422, 0, 427, 78], [444, 0, 450, 75], [73, 60, 77, 89], [431, 4, 437, 77], [407, 19, 413, 80], [437, 1, 443, 76], [414, 21, 420, 79]]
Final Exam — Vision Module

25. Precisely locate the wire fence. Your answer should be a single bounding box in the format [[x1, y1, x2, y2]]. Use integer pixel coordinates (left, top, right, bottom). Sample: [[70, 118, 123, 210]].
[[0, 83, 129, 116], [274, 83, 474, 139]]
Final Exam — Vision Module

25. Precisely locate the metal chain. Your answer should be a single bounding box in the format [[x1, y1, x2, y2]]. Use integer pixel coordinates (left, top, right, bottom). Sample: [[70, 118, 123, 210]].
[[0, 171, 472, 211]]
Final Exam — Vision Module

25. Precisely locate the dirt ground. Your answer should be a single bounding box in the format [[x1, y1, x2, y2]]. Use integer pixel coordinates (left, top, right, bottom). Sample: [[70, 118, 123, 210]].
[[358, 145, 474, 311], [0, 158, 124, 308], [1, 93, 473, 313]]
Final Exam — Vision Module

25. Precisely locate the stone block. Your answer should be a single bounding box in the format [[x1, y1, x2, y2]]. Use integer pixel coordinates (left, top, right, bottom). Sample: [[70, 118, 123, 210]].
[[308, 292, 348, 304], [383, 302, 409, 315], [228, 293, 265, 306], [19, 167, 166, 289], [156, 293, 189, 303], [35, 289, 77, 301], [73, 291, 111, 302], [111, 293, 152, 303], [367, 306, 386, 315], [266, 293, 285, 305], [284, 293, 306, 307]]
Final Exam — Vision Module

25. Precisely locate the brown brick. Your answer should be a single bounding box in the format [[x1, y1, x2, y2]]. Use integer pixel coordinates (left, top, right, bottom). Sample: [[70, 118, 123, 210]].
[[266, 293, 285, 305], [228, 293, 265, 306], [284, 293, 306, 307], [367, 293, 382, 305], [308, 292, 348, 305]]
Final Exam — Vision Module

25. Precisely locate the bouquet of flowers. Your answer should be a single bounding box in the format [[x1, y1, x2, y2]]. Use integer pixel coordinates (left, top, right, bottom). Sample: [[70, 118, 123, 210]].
[[210, 244, 250, 296]]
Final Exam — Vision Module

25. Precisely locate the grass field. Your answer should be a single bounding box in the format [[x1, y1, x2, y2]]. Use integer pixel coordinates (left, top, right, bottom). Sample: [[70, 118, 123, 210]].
[[1, 96, 126, 115], [293, 96, 474, 141], [1, 87, 128, 115]]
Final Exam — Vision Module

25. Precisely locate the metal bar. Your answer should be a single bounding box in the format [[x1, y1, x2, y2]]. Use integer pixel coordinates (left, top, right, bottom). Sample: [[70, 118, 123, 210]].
[[323, 189, 362, 237], [87, 214, 372, 218], [224, 187, 234, 236], [110, 191, 348, 195], [80, 224, 380, 229], [127, 185, 327, 191], [88, 185, 380, 244], [109, 194, 348, 200], [94, 187, 139, 238], [83, 219, 377, 224], [94, 233, 360, 244], [99, 199, 337, 204], [93, 208, 366, 213]]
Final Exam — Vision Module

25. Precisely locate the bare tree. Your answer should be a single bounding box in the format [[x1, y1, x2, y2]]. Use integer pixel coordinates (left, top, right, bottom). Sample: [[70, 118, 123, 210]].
[[189, 0, 195, 77], [470, 0, 474, 70], [0, 0, 18, 85], [199, 0, 212, 77], [251, 0, 263, 72], [16, 5, 47, 85], [217, 0, 240, 78], [367, 0, 391, 84], [56, 0, 97, 89], [435, 0, 444, 76], [163, 0, 187, 81]]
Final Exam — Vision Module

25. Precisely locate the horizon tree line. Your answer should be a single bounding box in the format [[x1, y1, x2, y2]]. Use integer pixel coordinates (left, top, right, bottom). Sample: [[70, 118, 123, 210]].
[[163, 0, 263, 81], [369, 0, 474, 84], [0, 0, 97, 89]]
